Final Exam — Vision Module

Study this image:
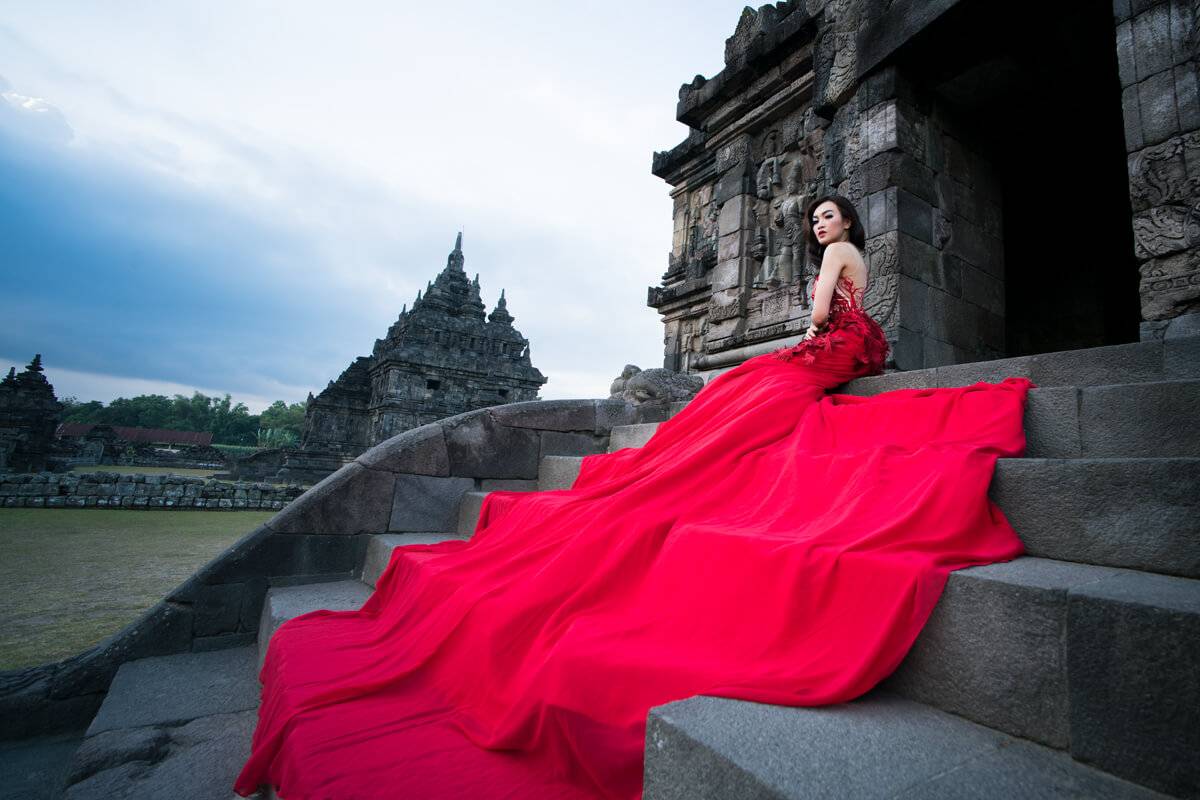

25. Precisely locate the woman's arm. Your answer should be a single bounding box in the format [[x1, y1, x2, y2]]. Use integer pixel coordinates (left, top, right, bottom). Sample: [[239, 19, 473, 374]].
[[804, 243, 850, 339]]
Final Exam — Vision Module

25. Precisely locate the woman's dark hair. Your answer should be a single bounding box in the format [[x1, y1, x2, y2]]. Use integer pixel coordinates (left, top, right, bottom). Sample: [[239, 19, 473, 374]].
[[804, 194, 866, 268]]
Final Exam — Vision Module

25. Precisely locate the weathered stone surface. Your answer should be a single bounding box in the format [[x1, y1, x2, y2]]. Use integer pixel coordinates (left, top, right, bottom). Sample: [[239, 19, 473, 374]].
[[487, 400, 597, 432], [610, 367, 704, 405], [66, 726, 170, 785], [355, 423, 449, 476], [991, 458, 1200, 578], [595, 399, 640, 431], [443, 411, 541, 479], [539, 431, 604, 460], [644, 692, 1162, 800], [85, 647, 258, 736], [267, 463, 395, 535], [388, 474, 474, 533], [608, 423, 660, 452], [0, 730, 85, 800], [886, 558, 1124, 748], [1022, 387, 1082, 458], [1067, 571, 1200, 797], [1079, 379, 1200, 456], [259, 581, 372, 668], [192, 583, 244, 637], [361, 533, 468, 588], [537, 456, 584, 491], [64, 711, 257, 800], [479, 478, 538, 492], [456, 491, 489, 536]]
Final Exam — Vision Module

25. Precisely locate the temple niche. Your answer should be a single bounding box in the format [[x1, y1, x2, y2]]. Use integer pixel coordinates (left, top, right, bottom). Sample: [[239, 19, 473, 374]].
[[650, 0, 1165, 379], [272, 234, 547, 483]]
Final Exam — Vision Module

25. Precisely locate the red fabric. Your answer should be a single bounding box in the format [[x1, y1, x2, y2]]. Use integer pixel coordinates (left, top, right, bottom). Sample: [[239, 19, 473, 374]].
[[235, 274, 1035, 799]]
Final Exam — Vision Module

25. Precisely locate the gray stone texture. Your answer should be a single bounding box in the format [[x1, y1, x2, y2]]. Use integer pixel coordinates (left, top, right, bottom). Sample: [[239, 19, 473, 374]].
[[456, 491, 489, 536], [536, 455, 584, 491], [487, 399, 597, 432], [1079, 379, 1200, 456], [85, 647, 258, 736], [64, 710, 256, 800], [991, 458, 1200, 578], [361, 533, 468, 588], [0, 731, 84, 800], [539, 430, 605, 460], [267, 462, 395, 535], [1021, 387, 1082, 458], [885, 558, 1124, 748], [388, 474, 474, 533], [0, 472, 302, 511], [609, 423, 661, 452], [259, 580, 372, 668], [1067, 571, 1200, 797], [355, 423, 449, 476], [644, 693, 1163, 800], [443, 410, 541, 478]]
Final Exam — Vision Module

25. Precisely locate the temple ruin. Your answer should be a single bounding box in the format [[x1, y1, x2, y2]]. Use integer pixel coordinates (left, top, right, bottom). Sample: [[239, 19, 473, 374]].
[[270, 234, 547, 482], [649, 0, 1198, 378]]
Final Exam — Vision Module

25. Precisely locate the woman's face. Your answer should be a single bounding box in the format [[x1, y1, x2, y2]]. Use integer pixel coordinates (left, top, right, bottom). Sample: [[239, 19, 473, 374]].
[[811, 201, 852, 245]]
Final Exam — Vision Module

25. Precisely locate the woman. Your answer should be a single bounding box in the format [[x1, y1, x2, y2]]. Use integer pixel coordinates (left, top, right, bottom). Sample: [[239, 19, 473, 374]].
[[236, 195, 1034, 799]]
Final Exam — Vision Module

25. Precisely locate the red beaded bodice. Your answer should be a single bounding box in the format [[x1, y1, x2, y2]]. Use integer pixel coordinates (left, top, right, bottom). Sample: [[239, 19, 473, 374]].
[[770, 273, 889, 375]]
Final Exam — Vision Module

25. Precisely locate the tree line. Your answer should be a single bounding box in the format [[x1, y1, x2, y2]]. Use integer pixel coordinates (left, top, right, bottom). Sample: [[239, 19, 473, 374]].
[[60, 392, 307, 447]]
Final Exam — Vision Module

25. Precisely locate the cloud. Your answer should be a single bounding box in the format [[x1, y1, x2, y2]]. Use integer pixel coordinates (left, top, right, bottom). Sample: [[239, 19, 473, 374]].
[[0, 2, 750, 408], [0, 76, 74, 144]]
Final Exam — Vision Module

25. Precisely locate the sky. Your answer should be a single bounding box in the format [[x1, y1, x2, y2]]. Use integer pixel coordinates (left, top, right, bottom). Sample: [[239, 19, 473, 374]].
[[0, 1, 742, 411]]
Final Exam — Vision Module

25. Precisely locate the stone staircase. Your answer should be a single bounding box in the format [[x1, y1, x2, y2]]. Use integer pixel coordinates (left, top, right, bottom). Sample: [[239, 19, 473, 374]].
[[56, 338, 1199, 798]]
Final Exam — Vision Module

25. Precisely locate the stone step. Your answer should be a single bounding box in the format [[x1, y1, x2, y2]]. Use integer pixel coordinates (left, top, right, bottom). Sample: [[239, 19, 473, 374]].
[[992, 457, 1200, 578], [608, 422, 661, 452], [842, 336, 1200, 395], [560, 380, 1200, 463], [63, 647, 260, 800], [886, 556, 1199, 796], [258, 580, 372, 668], [361, 532, 469, 588], [456, 491, 490, 536], [537, 455, 586, 491], [643, 692, 1170, 800]]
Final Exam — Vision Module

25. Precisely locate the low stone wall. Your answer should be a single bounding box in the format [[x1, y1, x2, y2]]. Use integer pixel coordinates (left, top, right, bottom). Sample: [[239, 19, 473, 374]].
[[0, 472, 304, 510]]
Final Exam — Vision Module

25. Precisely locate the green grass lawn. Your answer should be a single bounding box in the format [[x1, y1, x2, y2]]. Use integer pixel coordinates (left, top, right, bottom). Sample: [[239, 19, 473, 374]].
[[0, 509, 274, 670], [69, 465, 221, 477]]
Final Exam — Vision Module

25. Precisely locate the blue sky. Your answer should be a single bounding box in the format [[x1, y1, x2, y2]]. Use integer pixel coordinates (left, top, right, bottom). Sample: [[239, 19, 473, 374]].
[[0, 2, 740, 410]]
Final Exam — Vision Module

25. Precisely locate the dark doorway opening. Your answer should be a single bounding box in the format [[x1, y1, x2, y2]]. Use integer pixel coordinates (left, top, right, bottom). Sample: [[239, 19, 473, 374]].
[[893, 0, 1140, 355]]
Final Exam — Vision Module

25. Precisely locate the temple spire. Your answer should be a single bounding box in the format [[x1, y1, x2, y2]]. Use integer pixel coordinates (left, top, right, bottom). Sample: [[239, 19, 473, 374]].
[[446, 231, 465, 272], [488, 288, 514, 326]]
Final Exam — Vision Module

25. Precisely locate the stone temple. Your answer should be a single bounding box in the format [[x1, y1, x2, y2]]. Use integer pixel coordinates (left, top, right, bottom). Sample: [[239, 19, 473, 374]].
[[649, 0, 1200, 378], [0, 354, 62, 473], [271, 234, 547, 482], [5, 4, 1200, 800]]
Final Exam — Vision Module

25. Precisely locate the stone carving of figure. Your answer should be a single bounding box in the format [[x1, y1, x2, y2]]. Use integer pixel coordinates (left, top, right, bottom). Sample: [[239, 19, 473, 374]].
[[771, 160, 808, 286], [609, 364, 642, 398], [610, 366, 704, 405], [756, 156, 783, 200]]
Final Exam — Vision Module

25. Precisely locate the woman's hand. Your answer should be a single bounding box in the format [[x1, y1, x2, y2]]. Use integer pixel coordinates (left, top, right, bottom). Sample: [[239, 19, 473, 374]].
[[803, 321, 826, 341]]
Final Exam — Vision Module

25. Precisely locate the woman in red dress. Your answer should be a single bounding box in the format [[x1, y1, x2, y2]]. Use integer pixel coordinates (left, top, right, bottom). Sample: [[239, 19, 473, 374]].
[[236, 195, 1034, 799]]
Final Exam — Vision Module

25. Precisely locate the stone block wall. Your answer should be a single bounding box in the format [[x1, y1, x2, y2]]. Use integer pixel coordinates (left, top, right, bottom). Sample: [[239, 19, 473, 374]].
[[1115, 0, 1200, 339], [0, 473, 304, 510]]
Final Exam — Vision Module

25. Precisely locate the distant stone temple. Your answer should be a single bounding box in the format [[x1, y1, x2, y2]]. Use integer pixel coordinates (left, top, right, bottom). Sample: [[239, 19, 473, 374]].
[[649, 0, 1197, 378], [0, 355, 63, 473], [268, 234, 546, 482]]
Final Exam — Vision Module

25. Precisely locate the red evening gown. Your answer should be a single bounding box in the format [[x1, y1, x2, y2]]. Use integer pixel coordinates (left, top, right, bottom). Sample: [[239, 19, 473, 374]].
[[235, 273, 1035, 800]]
